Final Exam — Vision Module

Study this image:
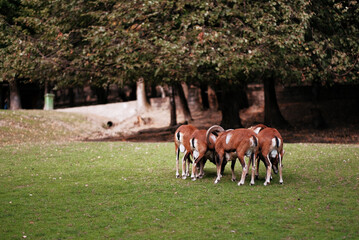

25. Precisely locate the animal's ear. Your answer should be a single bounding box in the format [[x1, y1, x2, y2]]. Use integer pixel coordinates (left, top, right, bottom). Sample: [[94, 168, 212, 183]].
[[212, 132, 219, 137]]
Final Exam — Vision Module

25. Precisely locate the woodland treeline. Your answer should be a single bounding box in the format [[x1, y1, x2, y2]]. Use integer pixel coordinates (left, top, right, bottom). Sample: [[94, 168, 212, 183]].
[[0, 0, 358, 128]]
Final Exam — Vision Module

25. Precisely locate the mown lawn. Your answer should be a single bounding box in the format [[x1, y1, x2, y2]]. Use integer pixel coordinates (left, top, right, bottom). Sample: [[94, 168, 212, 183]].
[[1, 141, 358, 239]]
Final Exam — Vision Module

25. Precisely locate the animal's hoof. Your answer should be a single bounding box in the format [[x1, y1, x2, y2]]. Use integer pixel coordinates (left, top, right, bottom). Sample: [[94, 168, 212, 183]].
[[250, 182, 255, 186], [182, 176, 187, 180], [279, 181, 283, 184], [191, 177, 197, 181], [176, 175, 180, 178], [231, 178, 236, 182], [238, 182, 244, 186], [198, 175, 204, 179], [214, 180, 219, 184]]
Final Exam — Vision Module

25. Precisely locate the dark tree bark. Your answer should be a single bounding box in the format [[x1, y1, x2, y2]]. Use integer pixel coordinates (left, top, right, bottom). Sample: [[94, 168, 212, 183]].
[[169, 85, 177, 126], [150, 83, 158, 98], [311, 82, 327, 129], [263, 75, 290, 128], [129, 82, 137, 101], [215, 84, 248, 129], [9, 78, 22, 110], [175, 82, 193, 122], [200, 83, 210, 110], [91, 83, 109, 105], [68, 87, 75, 107]]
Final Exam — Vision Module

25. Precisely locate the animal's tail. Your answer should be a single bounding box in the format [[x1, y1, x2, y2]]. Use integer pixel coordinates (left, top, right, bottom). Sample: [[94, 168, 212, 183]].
[[274, 136, 280, 148], [190, 138, 196, 150], [176, 131, 181, 142], [252, 135, 258, 147]]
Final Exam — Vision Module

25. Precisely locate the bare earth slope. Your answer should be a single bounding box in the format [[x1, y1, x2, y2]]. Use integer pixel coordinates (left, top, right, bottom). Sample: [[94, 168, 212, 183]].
[[56, 97, 359, 144]]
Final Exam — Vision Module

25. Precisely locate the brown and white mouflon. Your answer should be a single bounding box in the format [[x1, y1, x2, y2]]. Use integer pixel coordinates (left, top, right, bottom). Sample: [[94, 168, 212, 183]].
[[208, 126, 259, 185], [189, 126, 227, 180], [174, 124, 197, 179], [256, 127, 284, 185]]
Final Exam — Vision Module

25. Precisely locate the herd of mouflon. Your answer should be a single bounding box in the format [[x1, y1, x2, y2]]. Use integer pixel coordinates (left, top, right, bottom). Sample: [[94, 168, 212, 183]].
[[174, 124, 284, 186]]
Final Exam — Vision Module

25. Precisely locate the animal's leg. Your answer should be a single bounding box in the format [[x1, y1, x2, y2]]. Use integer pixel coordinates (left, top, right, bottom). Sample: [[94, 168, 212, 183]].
[[176, 147, 180, 178], [181, 151, 188, 179], [191, 155, 203, 181], [264, 154, 272, 186], [250, 153, 256, 185], [237, 156, 247, 186], [186, 155, 191, 177], [231, 159, 236, 182], [279, 153, 283, 184], [221, 159, 227, 176], [214, 154, 224, 184], [198, 159, 205, 179], [255, 156, 260, 179]]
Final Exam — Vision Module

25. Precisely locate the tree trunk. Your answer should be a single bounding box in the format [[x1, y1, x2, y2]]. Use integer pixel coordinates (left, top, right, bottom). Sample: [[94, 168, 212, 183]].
[[176, 82, 193, 122], [9, 78, 22, 110], [169, 84, 177, 126], [68, 88, 75, 107], [311, 82, 327, 129], [136, 77, 151, 113], [94, 86, 108, 104], [216, 84, 248, 129], [263, 75, 289, 128], [200, 83, 210, 110]]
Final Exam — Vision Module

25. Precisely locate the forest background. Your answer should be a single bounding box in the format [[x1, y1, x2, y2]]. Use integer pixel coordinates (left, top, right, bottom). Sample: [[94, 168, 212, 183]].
[[0, 0, 358, 130]]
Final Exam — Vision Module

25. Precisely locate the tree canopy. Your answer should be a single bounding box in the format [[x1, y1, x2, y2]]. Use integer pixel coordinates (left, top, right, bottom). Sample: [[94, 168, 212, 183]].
[[1, 0, 358, 106]]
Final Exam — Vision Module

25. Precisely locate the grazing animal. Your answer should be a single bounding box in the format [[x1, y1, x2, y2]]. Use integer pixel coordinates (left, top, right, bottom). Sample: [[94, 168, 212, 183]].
[[189, 126, 227, 180], [256, 127, 284, 185], [174, 124, 198, 179], [209, 126, 258, 185]]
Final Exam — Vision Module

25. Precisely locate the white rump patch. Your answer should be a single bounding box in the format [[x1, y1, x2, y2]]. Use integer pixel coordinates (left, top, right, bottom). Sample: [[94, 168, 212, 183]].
[[226, 133, 232, 145], [270, 150, 278, 158], [271, 138, 277, 148], [193, 150, 199, 159], [193, 139, 198, 149], [179, 144, 185, 153], [250, 137, 255, 147]]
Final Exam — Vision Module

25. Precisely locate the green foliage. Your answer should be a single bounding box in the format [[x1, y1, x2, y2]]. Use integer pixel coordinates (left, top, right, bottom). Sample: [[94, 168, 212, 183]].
[[0, 142, 358, 239], [302, 0, 359, 84], [1, 0, 358, 89]]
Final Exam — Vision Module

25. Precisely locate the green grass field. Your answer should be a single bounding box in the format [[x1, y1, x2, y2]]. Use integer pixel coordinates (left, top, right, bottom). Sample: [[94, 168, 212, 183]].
[[1, 142, 359, 239], [1, 110, 359, 239]]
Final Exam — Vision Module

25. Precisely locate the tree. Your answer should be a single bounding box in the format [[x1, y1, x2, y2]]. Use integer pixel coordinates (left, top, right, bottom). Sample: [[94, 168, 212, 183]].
[[302, 0, 359, 85], [2, 0, 357, 128], [0, 0, 74, 109], [102, 1, 312, 128], [136, 77, 151, 113], [175, 82, 193, 123], [299, 1, 359, 127]]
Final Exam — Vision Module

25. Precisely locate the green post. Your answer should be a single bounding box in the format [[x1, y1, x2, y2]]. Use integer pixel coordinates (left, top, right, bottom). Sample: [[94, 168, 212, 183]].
[[44, 93, 55, 110]]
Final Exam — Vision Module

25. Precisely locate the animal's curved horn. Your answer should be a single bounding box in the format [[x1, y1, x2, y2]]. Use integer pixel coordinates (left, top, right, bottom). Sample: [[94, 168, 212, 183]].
[[206, 125, 225, 145]]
